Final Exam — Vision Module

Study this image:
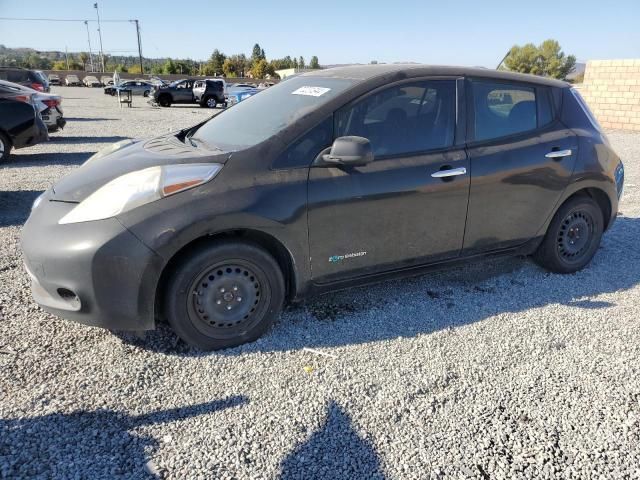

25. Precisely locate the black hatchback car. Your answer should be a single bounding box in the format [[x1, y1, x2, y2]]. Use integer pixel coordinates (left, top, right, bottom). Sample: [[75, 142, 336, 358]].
[[22, 65, 624, 350], [0, 67, 49, 92]]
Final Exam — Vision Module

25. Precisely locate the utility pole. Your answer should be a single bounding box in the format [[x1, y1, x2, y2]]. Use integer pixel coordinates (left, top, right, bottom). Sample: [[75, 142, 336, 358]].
[[84, 20, 95, 72], [94, 2, 105, 72], [65, 46, 69, 70], [132, 19, 143, 75]]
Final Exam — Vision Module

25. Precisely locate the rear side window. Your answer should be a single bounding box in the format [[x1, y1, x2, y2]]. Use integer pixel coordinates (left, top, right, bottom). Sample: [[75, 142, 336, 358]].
[[0, 69, 28, 83], [335, 80, 456, 157], [471, 81, 537, 141]]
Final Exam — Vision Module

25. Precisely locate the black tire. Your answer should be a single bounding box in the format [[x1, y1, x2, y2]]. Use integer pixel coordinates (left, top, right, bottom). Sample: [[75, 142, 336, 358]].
[[164, 241, 285, 350], [204, 96, 217, 108], [0, 131, 11, 163], [533, 196, 604, 273], [158, 95, 171, 107], [143, 90, 150, 97]]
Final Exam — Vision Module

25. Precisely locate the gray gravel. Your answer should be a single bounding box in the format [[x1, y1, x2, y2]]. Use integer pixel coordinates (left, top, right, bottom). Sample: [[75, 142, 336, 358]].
[[1, 87, 640, 479]]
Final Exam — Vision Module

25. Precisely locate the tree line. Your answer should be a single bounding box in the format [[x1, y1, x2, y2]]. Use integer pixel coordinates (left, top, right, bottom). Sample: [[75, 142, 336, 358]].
[[0, 43, 321, 79]]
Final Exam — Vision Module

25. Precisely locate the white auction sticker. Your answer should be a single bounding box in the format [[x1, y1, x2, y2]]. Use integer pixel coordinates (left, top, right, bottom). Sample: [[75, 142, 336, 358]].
[[291, 86, 331, 97]]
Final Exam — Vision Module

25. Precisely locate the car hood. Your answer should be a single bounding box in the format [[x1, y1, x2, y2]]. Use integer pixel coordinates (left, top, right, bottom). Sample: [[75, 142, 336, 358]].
[[50, 134, 230, 203]]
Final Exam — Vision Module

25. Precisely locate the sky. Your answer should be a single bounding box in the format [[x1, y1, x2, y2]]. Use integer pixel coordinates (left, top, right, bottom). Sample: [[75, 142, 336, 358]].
[[0, 0, 639, 66]]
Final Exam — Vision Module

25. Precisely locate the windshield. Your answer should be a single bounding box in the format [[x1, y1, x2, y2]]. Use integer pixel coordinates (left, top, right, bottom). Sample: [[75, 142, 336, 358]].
[[191, 76, 355, 150]]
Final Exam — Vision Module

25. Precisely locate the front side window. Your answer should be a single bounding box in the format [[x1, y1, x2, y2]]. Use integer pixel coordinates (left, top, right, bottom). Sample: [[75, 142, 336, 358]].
[[335, 80, 456, 157], [273, 117, 333, 169], [472, 81, 537, 141]]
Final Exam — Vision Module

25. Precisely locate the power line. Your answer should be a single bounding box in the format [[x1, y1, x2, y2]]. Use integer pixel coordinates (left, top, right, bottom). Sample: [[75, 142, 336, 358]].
[[0, 17, 135, 23]]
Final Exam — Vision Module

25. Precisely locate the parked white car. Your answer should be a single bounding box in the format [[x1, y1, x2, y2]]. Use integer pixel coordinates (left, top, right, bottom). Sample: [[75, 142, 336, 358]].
[[83, 76, 101, 88], [65, 75, 81, 86]]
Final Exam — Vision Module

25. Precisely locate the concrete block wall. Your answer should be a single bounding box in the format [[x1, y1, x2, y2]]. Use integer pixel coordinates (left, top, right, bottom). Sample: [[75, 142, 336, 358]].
[[579, 59, 640, 131]]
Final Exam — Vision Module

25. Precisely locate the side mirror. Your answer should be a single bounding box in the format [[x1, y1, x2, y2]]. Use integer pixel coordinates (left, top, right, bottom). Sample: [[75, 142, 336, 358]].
[[319, 136, 374, 167]]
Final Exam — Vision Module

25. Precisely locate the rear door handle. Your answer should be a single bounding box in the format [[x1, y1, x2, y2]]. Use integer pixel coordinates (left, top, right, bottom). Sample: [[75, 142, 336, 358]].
[[431, 167, 467, 178], [545, 149, 572, 159]]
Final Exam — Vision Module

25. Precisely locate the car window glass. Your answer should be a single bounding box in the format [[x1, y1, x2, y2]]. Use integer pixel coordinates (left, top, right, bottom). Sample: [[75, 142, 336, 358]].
[[273, 117, 333, 169], [472, 81, 537, 141], [335, 80, 456, 157], [191, 76, 355, 151], [538, 87, 553, 127]]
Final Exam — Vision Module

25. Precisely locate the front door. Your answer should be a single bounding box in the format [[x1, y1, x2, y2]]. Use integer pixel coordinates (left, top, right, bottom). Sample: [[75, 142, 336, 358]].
[[307, 79, 470, 283], [463, 79, 578, 253], [174, 80, 194, 103]]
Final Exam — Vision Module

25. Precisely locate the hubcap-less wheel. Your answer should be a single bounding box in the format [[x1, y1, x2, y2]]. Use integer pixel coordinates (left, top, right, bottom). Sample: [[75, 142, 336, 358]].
[[557, 210, 594, 263], [206, 97, 217, 108], [188, 261, 268, 339], [0, 137, 4, 157]]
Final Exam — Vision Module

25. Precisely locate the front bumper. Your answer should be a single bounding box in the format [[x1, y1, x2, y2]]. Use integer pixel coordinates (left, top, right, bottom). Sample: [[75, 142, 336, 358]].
[[21, 193, 164, 331]]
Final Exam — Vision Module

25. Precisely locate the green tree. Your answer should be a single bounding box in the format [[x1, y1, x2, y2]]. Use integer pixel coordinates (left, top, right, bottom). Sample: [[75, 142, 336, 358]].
[[51, 60, 67, 70], [128, 64, 143, 74], [250, 58, 275, 79], [504, 39, 576, 79], [78, 52, 89, 70], [204, 49, 226, 76], [538, 39, 576, 79], [298, 56, 305, 68], [251, 43, 265, 63], [162, 58, 178, 74], [309, 56, 320, 69], [222, 58, 236, 77]]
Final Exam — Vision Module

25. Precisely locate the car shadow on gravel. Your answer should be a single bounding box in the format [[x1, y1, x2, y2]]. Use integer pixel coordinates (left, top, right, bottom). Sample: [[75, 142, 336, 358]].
[[117, 216, 640, 356], [65, 117, 119, 121], [279, 400, 385, 479], [0, 190, 43, 227], [6, 151, 93, 168], [49, 135, 129, 144], [0, 395, 248, 479]]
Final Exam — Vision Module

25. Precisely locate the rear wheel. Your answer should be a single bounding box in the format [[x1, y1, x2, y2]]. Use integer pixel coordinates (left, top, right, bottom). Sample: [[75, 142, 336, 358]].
[[0, 132, 11, 163], [143, 90, 150, 97], [534, 196, 604, 273], [205, 96, 217, 108], [164, 242, 285, 350]]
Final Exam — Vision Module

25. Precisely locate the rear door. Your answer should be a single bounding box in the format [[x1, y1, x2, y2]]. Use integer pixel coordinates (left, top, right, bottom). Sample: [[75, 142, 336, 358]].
[[463, 79, 578, 253], [307, 78, 470, 283]]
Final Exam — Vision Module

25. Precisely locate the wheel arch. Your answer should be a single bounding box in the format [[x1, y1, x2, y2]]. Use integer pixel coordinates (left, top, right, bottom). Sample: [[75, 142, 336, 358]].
[[538, 184, 615, 240], [154, 228, 297, 321]]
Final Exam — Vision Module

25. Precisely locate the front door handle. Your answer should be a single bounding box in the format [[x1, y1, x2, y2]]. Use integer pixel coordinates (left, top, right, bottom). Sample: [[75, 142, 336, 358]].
[[545, 149, 572, 159], [431, 167, 467, 178]]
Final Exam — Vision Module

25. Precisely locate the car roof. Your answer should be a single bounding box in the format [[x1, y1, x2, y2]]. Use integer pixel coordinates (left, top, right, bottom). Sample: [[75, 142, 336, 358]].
[[0, 79, 33, 91], [301, 64, 569, 88]]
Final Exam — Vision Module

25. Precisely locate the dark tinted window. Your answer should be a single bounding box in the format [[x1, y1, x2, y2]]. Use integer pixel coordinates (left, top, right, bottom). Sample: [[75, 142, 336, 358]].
[[273, 117, 333, 169], [537, 87, 553, 127], [0, 69, 28, 83], [472, 81, 537, 141], [335, 80, 456, 157]]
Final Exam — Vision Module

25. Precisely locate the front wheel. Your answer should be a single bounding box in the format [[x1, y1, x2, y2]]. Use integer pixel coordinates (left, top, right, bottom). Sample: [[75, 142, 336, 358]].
[[0, 131, 11, 163], [158, 95, 171, 107], [164, 242, 285, 350], [143, 90, 150, 97], [533, 196, 604, 273]]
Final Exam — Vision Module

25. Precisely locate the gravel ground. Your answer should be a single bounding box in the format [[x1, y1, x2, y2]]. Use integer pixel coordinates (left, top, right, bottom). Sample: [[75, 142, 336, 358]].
[[1, 87, 640, 479]]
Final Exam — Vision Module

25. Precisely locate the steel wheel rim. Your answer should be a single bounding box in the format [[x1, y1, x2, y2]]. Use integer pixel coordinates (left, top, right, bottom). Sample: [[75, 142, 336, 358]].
[[207, 98, 216, 108], [557, 210, 594, 262], [187, 260, 269, 338]]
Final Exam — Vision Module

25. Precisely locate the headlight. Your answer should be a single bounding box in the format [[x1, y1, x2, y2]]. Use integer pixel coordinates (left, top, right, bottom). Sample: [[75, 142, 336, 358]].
[[59, 163, 222, 224], [84, 139, 135, 166]]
